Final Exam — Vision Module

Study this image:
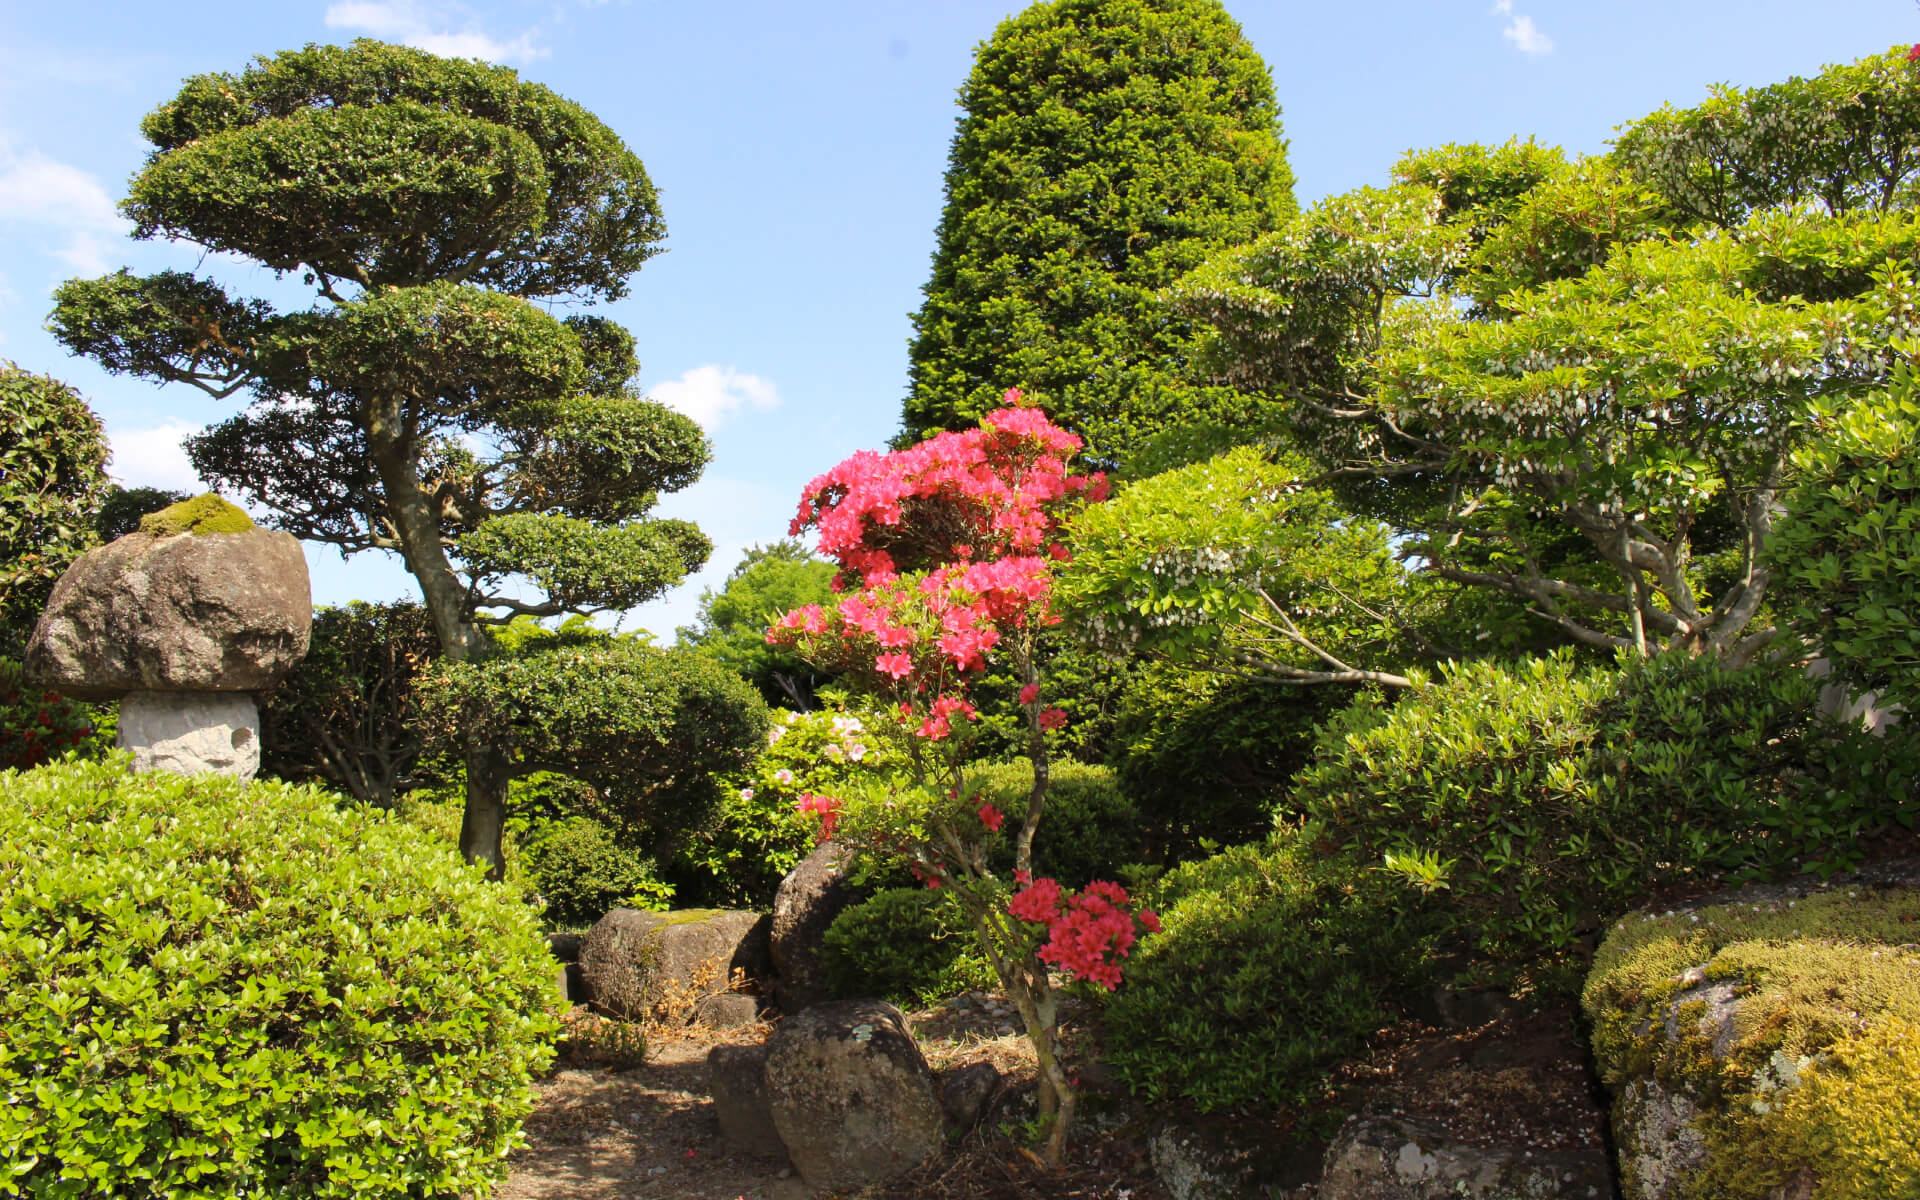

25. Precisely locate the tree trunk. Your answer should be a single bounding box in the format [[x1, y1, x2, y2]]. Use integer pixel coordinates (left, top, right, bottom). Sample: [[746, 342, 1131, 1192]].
[[459, 740, 512, 880], [364, 395, 507, 873]]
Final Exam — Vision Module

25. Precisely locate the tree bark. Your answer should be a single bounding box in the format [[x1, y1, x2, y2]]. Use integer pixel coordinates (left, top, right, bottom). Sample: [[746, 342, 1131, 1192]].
[[364, 392, 508, 874]]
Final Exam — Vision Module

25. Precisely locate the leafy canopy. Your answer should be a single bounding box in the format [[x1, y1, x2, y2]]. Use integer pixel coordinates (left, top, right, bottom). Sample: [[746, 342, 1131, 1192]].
[[0, 364, 109, 654], [903, 0, 1296, 467], [1167, 48, 1920, 663]]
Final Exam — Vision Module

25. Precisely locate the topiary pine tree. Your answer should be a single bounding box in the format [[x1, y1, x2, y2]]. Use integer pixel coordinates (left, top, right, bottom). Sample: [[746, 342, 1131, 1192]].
[[49, 40, 713, 874], [902, 0, 1296, 468]]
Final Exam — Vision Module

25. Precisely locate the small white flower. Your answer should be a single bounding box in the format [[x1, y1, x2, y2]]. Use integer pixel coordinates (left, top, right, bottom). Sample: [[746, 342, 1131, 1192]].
[[848, 743, 868, 761], [739, 787, 755, 801], [773, 768, 795, 785]]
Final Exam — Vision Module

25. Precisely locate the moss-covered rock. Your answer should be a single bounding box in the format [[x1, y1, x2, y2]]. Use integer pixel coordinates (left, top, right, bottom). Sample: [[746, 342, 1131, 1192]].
[[138, 492, 254, 536], [1583, 867, 1920, 1199]]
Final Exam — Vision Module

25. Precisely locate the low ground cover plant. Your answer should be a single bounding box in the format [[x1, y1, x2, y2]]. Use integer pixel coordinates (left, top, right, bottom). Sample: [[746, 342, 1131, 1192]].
[[0, 759, 560, 1198]]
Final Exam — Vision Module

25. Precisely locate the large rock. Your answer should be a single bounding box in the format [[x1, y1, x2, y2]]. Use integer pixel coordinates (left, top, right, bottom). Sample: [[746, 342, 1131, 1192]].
[[116, 690, 260, 777], [707, 1042, 789, 1162], [579, 908, 770, 1023], [1585, 861, 1920, 1200], [1318, 1114, 1612, 1199], [763, 999, 943, 1191], [769, 839, 858, 1013], [26, 526, 310, 698]]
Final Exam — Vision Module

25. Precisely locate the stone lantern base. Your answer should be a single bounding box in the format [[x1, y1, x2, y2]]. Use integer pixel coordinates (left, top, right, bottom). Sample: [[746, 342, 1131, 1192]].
[[117, 691, 260, 779]]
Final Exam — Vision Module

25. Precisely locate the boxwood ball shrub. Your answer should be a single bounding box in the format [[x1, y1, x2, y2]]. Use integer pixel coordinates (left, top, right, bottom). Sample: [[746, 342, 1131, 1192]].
[[0, 759, 561, 1199], [822, 887, 994, 1008], [1101, 831, 1439, 1113], [969, 757, 1143, 887]]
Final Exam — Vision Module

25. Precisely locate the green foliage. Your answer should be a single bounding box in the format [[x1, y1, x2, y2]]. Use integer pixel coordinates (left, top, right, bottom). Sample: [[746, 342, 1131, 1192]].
[[1108, 661, 1354, 854], [1771, 360, 1920, 712], [520, 814, 672, 929], [92, 485, 191, 543], [1102, 831, 1439, 1113], [966, 758, 1142, 888], [0, 758, 559, 1198], [423, 632, 770, 844], [44, 37, 705, 870], [1300, 652, 1919, 963], [670, 705, 903, 907], [0, 363, 109, 655], [823, 888, 995, 1007], [1172, 50, 1920, 658], [1583, 888, 1920, 1199], [903, 0, 1295, 466], [137, 491, 254, 537], [1061, 445, 1424, 687], [0, 658, 102, 770], [260, 601, 440, 807], [677, 541, 839, 709]]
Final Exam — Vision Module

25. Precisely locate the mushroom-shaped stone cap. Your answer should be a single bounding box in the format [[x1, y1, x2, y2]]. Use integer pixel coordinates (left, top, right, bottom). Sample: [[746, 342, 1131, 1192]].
[[24, 495, 311, 699]]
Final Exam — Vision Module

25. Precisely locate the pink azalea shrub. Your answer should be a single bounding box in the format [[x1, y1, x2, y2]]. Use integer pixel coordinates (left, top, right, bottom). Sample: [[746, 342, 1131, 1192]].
[[766, 395, 1150, 1165]]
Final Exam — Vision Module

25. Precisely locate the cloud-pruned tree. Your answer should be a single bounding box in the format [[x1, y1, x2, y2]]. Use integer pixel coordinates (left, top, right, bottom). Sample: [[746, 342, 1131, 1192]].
[[49, 40, 713, 871]]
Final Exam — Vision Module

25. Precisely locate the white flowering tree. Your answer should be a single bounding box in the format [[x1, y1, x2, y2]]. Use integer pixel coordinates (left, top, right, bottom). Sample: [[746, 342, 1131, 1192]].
[[1112, 48, 1920, 668]]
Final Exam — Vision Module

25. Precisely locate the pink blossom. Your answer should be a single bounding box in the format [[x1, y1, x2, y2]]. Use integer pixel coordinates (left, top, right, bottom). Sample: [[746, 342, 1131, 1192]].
[[977, 803, 1005, 832], [875, 652, 913, 679], [1038, 707, 1068, 731], [1018, 683, 1040, 705]]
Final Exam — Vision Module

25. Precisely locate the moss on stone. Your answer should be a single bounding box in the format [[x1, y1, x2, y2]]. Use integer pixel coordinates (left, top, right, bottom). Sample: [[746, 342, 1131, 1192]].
[[1583, 887, 1920, 1198], [138, 493, 254, 537]]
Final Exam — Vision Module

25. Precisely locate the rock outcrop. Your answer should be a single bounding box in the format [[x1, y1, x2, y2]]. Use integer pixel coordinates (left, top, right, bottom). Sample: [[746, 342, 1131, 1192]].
[[1318, 1114, 1612, 1199], [579, 908, 770, 1024], [768, 840, 858, 1013], [762, 999, 943, 1191], [1584, 861, 1920, 1200], [707, 1042, 789, 1162]]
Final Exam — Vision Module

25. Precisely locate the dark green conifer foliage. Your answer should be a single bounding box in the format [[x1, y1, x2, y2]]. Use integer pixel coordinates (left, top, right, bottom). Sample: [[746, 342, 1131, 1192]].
[[903, 0, 1295, 466]]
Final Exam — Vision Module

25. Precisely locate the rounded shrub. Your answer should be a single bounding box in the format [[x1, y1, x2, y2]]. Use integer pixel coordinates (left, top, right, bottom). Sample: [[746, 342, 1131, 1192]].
[[0, 759, 561, 1198], [0, 658, 101, 770], [822, 888, 994, 1008], [1101, 831, 1438, 1113], [1300, 650, 1920, 961], [520, 813, 672, 929], [970, 757, 1144, 887]]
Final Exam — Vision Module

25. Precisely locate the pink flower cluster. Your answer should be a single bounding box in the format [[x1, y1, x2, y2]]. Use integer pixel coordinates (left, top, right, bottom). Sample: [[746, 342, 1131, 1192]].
[[795, 792, 841, 840], [789, 395, 1107, 588], [1007, 877, 1162, 991]]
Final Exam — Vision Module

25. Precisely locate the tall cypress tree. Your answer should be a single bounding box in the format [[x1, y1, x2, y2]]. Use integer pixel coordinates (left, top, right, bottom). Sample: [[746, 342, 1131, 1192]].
[[903, 0, 1295, 467]]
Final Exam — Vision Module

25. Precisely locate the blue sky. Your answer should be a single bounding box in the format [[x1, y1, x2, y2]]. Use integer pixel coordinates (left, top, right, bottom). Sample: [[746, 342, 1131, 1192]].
[[0, 0, 1911, 636]]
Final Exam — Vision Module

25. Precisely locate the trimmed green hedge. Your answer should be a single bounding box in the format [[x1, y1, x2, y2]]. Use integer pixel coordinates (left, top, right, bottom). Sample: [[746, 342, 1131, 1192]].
[[0, 760, 560, 1198], [1298, 650, 1919, 961], [822, 887, 994, 1008]]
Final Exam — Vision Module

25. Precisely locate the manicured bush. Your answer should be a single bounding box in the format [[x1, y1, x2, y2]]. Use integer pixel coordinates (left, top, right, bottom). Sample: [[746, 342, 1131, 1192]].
[[1108, 661, 1356, 854], [0, 363, 109, 655], [1101, 831, 1439, 1112], [969, 758, 1144, 887], [1300, 651, 1919, 961], [521, 813, 672, 929], [822, 887, 994, 1008], [0, 759, 560, 1198]]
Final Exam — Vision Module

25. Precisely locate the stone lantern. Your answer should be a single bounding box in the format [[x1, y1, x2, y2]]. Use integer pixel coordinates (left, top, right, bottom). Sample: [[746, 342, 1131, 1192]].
[[24, 495, 311, 778]]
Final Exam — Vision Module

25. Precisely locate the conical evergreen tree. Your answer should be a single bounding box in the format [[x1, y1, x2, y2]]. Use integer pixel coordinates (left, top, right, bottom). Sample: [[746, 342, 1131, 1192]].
[[903, 0, 1295, 467]]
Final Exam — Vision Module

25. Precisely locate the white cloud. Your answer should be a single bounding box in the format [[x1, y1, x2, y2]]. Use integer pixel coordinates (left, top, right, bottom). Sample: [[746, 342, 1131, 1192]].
[[651, 365, 780, 432], [1501, 14, 1555, 55], [106, 422, 206, 493], [0, 143, 128, 274], [324, 1, 547, 63]]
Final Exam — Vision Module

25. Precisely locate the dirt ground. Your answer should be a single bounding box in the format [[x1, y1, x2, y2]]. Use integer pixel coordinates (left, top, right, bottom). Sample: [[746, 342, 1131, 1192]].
[[497, 995, 1175, 1200]]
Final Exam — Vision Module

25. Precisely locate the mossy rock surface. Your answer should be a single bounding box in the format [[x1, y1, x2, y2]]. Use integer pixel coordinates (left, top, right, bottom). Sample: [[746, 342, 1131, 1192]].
[[138, 492, 254, 537], [1583, 871, 1920, 1199]]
